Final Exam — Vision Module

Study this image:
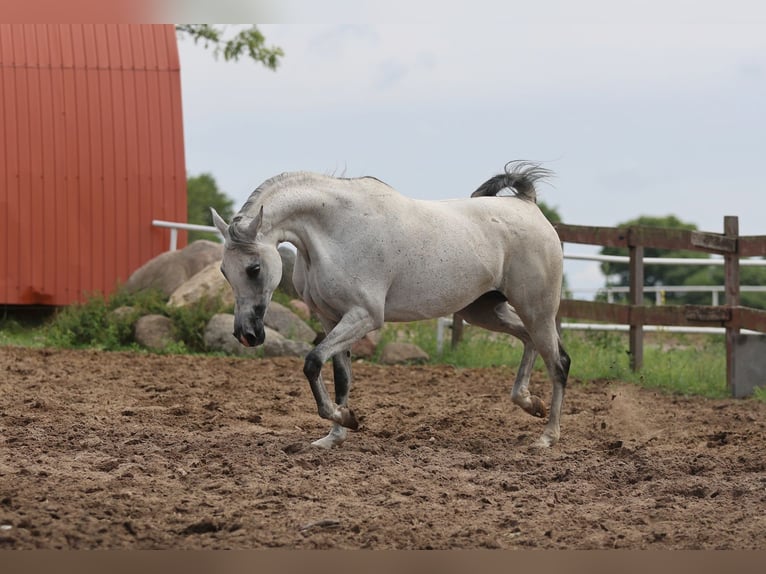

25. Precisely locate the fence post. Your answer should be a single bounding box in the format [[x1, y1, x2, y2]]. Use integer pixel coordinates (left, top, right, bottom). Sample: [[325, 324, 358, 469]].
[[629, 233, 644, 371], [724, 216, 740, 395], [451, 313, 464, 349]]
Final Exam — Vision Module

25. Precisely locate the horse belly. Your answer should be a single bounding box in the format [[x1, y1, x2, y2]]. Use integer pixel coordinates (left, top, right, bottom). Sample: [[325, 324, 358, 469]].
[[383, 262, 497, 322]]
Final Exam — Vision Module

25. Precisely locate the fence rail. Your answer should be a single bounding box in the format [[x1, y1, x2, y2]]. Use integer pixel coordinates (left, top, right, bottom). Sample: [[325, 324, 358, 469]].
[[554, 216, 766, 396], [152, 220, 220, 251]]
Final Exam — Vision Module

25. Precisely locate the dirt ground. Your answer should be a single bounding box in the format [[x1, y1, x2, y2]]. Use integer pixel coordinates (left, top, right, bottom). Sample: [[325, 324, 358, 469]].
[[1, 345, 764, 550]]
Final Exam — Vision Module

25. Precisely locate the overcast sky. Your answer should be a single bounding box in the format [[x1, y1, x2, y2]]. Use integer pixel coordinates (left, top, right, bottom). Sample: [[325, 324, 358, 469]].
[[176, 2, 766, 298]]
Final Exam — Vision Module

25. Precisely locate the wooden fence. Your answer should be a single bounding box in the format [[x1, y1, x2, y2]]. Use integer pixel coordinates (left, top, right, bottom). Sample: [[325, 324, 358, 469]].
[[553, 215, 766, 396]]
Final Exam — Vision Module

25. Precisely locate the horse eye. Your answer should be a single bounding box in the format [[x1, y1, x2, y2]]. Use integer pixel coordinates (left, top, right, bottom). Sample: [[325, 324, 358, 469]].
[[246, 263, 261, 278]]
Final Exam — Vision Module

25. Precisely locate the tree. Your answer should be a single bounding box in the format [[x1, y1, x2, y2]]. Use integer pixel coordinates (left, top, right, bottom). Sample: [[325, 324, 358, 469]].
[[175, 25, 283, 69], [683, 264, 766, 309], [187, 173, 235, 243]]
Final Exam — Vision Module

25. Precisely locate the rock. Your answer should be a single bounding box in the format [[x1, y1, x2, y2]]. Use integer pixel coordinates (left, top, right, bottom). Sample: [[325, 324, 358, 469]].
[[203, 314, 257, 356], [264, 301, 316, 344], [288, 299, 311, 321], [167, 260, 234, 309], [123, 240, 223, 298], [262, 327, 312, 358], [110, 305, 138, 322], [379, 342, 430, 365], [203, 314, 312, 358], [134, 314, 177, 351], [278, 245, 299, 298], [351, 330, 382, 359]]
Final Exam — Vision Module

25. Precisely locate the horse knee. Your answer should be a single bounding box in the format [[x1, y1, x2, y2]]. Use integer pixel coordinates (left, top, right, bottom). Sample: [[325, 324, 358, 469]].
[[303, 351, 322, 381]]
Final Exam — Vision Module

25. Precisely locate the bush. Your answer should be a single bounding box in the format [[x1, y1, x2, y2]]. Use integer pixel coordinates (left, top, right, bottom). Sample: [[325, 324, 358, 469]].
[[45, 288, 228, 353], [167, 295, 226, 353]]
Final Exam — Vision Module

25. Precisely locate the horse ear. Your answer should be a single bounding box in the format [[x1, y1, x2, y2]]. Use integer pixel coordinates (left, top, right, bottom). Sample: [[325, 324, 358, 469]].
[[210, 207, 229, 237], [247, 206, 264, 236]]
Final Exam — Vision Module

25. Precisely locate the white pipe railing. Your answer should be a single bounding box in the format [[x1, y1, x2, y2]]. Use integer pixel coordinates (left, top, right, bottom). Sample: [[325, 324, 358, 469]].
[[152, 220, 220, 251], [435, 317, 758, 354], [600, 285, 766, 306], [564, 252, 766, 266]]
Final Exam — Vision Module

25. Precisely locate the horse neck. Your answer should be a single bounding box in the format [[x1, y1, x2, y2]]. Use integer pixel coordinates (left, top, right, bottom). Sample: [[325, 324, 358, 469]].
[[255, 180, 333, 255]]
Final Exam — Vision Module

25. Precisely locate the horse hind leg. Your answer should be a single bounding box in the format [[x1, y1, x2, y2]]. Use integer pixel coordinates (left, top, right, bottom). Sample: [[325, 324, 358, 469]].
[[456, 292, 546, 418], [527, 322, 570, 448]]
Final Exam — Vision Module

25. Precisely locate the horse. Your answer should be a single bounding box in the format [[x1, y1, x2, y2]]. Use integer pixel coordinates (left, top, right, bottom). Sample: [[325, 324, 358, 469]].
[[211, 161, 570, 450]]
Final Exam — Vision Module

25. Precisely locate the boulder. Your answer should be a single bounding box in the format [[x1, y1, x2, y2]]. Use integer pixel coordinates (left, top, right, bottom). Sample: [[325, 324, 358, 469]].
[[379, 342, 430, 365], [351, 330, 382, 359], [264, 301, 316, 344], [262, 327, 312, 358], [110, 305, 138, 323], [134, 314, 177, 351], [288, 299, 311, 321], [203, 313, 257, 356], [123, 240, 223, 298], [203, 314, 312, 358], [168, 260, 234, 308]]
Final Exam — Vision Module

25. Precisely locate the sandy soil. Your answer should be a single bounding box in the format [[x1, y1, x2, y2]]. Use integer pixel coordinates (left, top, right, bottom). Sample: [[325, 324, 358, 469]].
[[1, 346, 764, 549]]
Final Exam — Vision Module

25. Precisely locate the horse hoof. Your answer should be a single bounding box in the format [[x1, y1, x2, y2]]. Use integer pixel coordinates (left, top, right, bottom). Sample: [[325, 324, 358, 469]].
[[530, 434, 556, 449], [527, 396, 547, 419], [312, 426, 348, 449], [339, 407, 359, 430], [311, 437, 336, 449]]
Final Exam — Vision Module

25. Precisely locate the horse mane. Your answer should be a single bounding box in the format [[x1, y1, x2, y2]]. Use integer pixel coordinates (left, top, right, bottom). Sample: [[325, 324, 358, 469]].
[[470, 160, 553, 203], [228, 172, 392, 246]]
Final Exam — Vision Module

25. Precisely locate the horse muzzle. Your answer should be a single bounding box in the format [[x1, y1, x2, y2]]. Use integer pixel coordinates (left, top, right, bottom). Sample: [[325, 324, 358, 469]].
[[233, 317, 265, 348]]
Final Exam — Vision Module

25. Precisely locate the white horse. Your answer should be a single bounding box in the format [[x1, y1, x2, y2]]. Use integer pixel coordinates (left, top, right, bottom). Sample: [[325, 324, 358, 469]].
[[211, 161, 570, 449]]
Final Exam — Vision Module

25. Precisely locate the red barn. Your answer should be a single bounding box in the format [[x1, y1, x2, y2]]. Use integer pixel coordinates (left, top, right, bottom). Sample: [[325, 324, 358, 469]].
[[0, 24, 187, 306]]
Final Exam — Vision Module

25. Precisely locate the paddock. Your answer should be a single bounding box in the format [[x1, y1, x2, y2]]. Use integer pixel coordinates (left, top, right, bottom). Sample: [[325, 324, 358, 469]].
[[1, 346, 763, 549]]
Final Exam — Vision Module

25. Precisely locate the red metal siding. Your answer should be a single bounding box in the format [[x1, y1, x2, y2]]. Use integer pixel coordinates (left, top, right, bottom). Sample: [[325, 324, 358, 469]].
[[0, 24, 186, 305]]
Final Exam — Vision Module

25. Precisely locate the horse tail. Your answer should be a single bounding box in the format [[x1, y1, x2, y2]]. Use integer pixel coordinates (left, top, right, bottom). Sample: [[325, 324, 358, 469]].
[[470, 160, 553, 203]]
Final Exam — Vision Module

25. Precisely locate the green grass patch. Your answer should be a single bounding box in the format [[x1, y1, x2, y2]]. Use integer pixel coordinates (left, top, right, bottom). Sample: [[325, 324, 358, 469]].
[[563, 330, 728, 398], [379, 321, 730, 398], [0, 317, 48, 348]]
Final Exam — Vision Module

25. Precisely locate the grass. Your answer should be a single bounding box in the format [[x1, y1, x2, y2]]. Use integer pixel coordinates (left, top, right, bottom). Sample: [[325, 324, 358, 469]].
[[0, 317, 48, 348], [377, 320, 733, 399]]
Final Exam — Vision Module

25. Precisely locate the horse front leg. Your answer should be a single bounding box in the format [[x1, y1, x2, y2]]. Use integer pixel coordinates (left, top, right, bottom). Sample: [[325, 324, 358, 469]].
[[302, 307, 375, 448], [310, 351, 353, 449]]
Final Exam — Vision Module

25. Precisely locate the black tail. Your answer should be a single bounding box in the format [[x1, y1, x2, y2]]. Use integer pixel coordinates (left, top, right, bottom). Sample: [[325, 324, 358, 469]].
[[471, 160, 553, 203]]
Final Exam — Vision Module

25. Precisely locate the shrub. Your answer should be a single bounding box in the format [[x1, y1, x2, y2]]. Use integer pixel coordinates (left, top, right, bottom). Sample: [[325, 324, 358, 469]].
[[45, 288, 227, 353], [167, 295, 226, 353]]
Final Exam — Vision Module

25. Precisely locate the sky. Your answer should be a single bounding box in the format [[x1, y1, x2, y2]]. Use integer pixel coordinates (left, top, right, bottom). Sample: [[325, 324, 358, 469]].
[[175, 2, 766, 299]]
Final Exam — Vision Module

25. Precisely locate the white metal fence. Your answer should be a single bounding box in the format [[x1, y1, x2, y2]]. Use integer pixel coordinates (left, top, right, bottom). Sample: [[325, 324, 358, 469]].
[[152, 220, 221, 251]]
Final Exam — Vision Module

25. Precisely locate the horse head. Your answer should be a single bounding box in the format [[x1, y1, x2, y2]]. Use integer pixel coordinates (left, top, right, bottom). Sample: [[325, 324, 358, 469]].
[[211, 206, 283, 347]]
